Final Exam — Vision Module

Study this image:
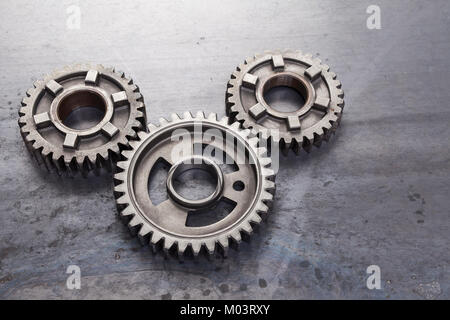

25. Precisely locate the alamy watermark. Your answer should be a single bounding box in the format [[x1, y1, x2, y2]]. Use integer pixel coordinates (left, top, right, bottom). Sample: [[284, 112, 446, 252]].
[[66, 265, 81, 290], [366, 5, 381, 30], [168, 122, 280, 174], [366, 265, 381, 290], [66, 4, 81, 30]]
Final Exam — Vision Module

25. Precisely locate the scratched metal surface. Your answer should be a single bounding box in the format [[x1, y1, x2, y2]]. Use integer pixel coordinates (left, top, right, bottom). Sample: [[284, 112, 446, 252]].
[[0, 0, 449, 299]]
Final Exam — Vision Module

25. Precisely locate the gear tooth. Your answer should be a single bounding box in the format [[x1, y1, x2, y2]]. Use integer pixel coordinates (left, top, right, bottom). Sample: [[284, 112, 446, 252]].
[[305, 131, 315, 142], [248, 137, 259, 147], [182, 111, 193, 119], [257, 129, 268, 141], [234, 111, 245, 123], [329, 112, 339, 123], [26, 88, 34, 97], [219, 116, 229, 125], [19, 101, 29, 112], [302, 136, 312, 153], [218, 237, 229, 254], [126, 127, 138, 139], [261, 190, 274, 202], [116, 194, 130, 205], [256, 201, 269, 214], [87, 153, 97, 166], [195, 111, 205, 119], [163, 238, 175, 251], [239, 128, 251, 139], [137, 131, 148, 140], [114, 171, 126, 182], [264, 179, 276, 192], [119, 206, 134, 219], [313, 132, 323, 147], [227, 78, 237, 88], [121, 150, 134, 159], [231, 230, 242, 244], [231, 70, 240, 78], [114, 183, 126, 194], [128, 140, 140, 150], [40, 145, 51, 157], [147, 123, 158, 132], [114, 161, 128, 171], [150, 230, 163, 245], [315, 127, 324, 137], [241, 222, 253, 235], [205, 240, 216, 255], [191, 241, 202, 256], [249, 212, 262, 224], [259, 157, 271, 167], [128, 215, 142, 229], [207, 113, 217, 121], [257, 146, 268, 157], [170, 113, 181, 121], [262, 167, 275, 179], [159, 117, 169, 125], [138, 225, 151, 244], [231, 121, 241, 130], [177, 241, 189, 256]]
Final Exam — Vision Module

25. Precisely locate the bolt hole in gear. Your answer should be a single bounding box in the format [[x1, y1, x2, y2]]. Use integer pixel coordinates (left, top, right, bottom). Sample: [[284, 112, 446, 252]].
[[226, 50, 345, 155], [114, 112, 276, 258], [18, 64, 147, 176]]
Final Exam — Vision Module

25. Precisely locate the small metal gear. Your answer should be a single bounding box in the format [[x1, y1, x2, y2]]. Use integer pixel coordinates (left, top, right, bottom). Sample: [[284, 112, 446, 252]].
[[113, 112, 275, 257], [18, 64, 147, 175], [226, 50, 345, 154]]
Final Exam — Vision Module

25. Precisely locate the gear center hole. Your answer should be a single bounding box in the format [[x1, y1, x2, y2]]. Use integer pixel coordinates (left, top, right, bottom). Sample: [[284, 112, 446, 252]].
[[172, 164, 218, 201], [57, 90, 107, 130], [263, 74, 308, 113]]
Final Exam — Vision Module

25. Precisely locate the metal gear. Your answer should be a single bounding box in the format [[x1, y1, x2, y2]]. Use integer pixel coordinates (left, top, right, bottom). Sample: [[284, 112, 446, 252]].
[[18, 64, 147, 175], [226, 50, 345, 154], [113, 112, 275, 257]]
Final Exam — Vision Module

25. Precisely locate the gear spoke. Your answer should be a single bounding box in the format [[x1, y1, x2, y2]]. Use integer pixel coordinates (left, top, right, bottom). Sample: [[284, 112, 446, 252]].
[[155, 199, 189, 228]]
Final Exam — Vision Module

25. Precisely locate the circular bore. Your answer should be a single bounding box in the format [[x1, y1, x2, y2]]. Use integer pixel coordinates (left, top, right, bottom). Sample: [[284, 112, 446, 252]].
[[18, 64, 147, 175], [49, 85, 114, 137], [167, 155, 224, 209], [57, 89, 106, 123], [256, 71, 316, 119], [226, 50, 345, 154], [113, 112, 276, 257]]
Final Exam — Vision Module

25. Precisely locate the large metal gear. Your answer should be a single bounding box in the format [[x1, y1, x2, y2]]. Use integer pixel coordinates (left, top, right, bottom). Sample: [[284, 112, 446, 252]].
[[226, 50, 345, 154], [113, 112, 275, 257], [18, 64, 147, 175]]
